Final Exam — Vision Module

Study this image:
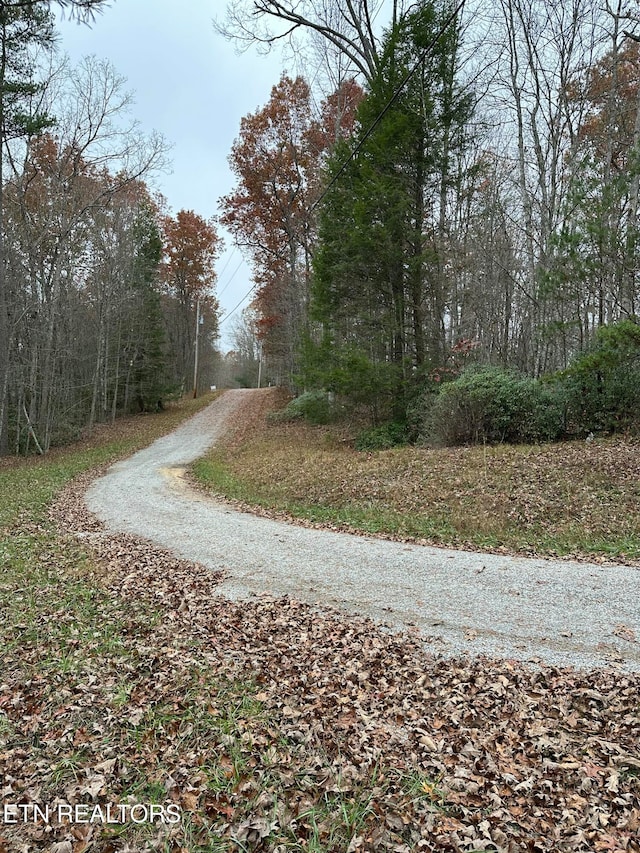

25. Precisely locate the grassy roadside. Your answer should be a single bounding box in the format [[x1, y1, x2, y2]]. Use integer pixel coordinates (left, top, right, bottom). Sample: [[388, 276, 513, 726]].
[[0, 395, 258, 852], [191, 391, 640, 563], [1, 389, 639, 852], [0, 395, 219, 529]]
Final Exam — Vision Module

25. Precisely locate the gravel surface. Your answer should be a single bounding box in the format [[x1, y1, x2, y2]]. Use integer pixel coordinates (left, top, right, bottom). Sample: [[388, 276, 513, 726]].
[[85, 389, 640, 672]]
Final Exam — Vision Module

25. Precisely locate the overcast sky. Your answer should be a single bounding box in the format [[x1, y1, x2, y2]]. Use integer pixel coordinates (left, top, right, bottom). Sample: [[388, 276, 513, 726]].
[[56, 0, 287, 348]]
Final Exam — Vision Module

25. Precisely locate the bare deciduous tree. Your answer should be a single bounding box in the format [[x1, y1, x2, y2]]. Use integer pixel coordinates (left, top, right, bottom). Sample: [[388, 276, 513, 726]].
[[215, 0, 405, 83]]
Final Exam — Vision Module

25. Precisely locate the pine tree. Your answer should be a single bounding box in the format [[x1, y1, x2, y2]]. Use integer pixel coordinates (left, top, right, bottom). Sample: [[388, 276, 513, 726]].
[[0, 2, 56, 451], [127, 203, 174, 413], [307, 0, 474, 420]]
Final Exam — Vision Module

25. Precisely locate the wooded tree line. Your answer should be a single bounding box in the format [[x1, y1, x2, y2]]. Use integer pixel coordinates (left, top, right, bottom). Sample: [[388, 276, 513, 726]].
[[0, 1, 221, 454], [219, 0, 640, 429]]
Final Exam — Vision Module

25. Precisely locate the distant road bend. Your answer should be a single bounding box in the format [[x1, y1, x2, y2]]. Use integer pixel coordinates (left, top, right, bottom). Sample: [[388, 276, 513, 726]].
[[85, 389, 640, 672]]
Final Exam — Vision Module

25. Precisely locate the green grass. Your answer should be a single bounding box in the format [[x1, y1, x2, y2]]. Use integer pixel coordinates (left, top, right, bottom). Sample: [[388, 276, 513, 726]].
[[191, 410, 640, 562]]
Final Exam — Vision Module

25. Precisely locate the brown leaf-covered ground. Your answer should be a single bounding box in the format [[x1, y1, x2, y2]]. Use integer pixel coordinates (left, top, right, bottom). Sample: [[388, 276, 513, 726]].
[[192, 393, 640, 564], [1, 396, 639, 852]]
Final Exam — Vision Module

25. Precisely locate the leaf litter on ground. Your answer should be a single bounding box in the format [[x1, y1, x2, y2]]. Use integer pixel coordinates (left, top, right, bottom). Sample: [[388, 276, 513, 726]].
[[0, 395, 638, 852]]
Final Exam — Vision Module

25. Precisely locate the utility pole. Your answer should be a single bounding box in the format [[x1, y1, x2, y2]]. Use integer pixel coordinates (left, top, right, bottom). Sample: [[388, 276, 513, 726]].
[[193, 298, 201, 398]]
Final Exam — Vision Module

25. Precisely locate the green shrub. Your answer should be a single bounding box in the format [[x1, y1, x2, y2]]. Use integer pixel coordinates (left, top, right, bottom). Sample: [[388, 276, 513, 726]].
[[423, 366, 565, 446], [561, 320, 640, 433], [271, 391, 333, 425], [355, 421, 408, 451], [299, 338, 401, 422]]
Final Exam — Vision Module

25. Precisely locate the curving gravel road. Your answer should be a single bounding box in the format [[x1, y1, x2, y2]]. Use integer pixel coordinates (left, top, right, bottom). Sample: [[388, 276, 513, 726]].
[[85, 389, 640, 672]]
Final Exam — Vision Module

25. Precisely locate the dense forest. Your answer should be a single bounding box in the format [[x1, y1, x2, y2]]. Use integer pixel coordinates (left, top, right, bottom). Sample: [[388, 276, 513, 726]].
[[220, 0, 640, 442], [0, 0, 221, 454], [3, 0, 640, 454]]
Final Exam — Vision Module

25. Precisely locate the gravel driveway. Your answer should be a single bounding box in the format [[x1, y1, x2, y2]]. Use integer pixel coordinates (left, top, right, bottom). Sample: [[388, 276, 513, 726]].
[[85, 389, 640, 671]]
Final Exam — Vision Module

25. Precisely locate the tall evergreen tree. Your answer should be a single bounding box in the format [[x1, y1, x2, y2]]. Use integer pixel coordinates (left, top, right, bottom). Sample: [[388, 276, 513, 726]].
[[307, 0, 474, 419], [125, 201, 173, 414], [0, 2, 56, 451]]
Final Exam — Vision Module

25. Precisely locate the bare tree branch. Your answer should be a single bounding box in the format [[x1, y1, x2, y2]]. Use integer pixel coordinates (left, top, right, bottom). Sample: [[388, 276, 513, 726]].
[[214, 0, 392, 83]]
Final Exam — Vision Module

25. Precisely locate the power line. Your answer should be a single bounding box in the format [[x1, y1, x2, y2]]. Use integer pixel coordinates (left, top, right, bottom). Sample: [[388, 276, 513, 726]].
[[215, 244, 237, 283], [310, 0, 467, 213], [217, 256, 245, 297], [218, 282, 258, 326], [219, 0, 467, 327]]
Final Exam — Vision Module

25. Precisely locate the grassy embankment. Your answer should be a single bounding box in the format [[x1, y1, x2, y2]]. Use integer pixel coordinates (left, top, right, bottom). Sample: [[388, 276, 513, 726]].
[[192, 390, 640, 563]]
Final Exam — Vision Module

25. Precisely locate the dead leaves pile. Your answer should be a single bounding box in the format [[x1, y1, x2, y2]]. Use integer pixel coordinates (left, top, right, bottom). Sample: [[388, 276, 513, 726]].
[[0, 468, 638, 852]]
